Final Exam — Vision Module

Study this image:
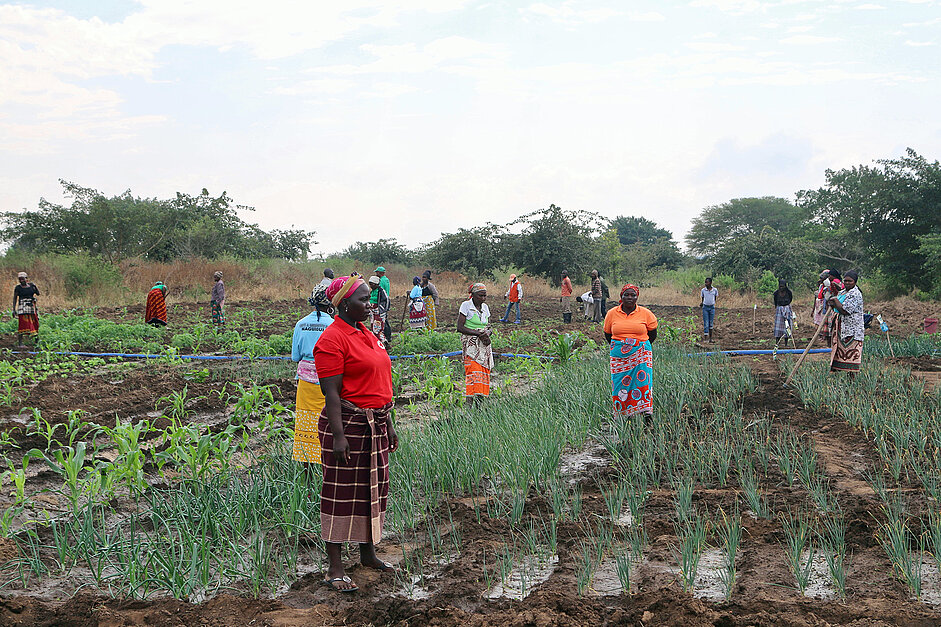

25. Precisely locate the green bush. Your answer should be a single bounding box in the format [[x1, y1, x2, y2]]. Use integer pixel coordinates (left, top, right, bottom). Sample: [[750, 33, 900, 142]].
[[59, 254, 123, 299], [755, 270, 778, 297], [267, 333, 291, 354], [710, 274, 741, 292]]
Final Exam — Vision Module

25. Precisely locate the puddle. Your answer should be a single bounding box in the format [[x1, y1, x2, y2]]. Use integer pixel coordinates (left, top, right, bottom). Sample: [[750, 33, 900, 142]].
[[615, 509, 634, 527], [588, 554, 643, 596], [392, 551, 459, 601], [801, 549, 836, 600], [558, 441, 610, 484], [691, 548, 728, 601], [486, 554, 559, 600], [917, 553, 941, 605]]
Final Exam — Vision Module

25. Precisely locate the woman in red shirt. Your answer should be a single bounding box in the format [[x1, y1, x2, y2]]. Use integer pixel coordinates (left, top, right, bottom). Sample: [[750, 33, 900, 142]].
[[314, 275, 398, 592], [603, 284, 658, 417]]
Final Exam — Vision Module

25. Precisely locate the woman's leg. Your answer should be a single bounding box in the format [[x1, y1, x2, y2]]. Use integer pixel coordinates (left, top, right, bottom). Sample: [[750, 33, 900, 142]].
[[325, 542, 356, 589]]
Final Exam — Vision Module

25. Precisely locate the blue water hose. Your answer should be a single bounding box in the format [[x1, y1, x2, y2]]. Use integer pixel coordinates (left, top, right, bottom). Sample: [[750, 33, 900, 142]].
[[688, 348, 832, 357], [9, 349, 556, 361]]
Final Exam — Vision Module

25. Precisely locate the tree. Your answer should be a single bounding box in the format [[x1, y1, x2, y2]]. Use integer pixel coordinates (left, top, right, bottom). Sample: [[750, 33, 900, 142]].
[[610, 216, 672, 246], [796, 149, 941, 291], [686, 197, 800, 255], [512, 204, 602, 283], [423, 225, 507, 278], [708, 229, 816, 287], [342, 238, 415, 266]]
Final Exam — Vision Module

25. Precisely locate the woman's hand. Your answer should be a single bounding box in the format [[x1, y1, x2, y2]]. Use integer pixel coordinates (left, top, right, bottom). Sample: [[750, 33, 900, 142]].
[[332, 434, 350, 465], [388, 423, 399, 452]]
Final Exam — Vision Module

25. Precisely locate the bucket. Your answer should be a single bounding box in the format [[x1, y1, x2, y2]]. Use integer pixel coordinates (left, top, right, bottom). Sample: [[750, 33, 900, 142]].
[[926, 317, 939, 334]]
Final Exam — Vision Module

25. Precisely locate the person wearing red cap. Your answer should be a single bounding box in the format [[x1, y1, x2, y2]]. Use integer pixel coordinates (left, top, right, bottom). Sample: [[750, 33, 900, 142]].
[[604, 284, 658, 418], [314, 274, 398, 592], [500, 274, 523, 324]]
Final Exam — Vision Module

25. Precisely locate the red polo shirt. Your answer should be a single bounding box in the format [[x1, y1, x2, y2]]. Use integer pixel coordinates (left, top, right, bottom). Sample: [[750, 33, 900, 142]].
[[313, 317, 393, 408]]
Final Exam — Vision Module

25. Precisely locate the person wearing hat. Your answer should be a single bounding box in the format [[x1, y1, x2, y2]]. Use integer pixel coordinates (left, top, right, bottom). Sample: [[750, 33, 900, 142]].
[[499, 274, 523, 324], [145, 281, 168, 326], [210, 271, 226, 326], [367, 275, 392, 344], [374, 267, 391, 302], [12, 272, 40, 347]]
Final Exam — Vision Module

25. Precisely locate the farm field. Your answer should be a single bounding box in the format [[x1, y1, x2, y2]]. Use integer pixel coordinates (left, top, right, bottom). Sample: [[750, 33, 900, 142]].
[[0, 297, 939, 625]]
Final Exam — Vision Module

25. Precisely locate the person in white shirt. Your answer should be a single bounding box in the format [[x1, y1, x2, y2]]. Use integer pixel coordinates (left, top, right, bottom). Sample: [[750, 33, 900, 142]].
[[576, 291, 594, 320], [317, 268, 334, 290], [700, 277, 718, 342]]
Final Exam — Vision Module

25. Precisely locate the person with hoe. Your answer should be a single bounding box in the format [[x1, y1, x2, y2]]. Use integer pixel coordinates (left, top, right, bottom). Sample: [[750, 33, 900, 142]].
[[291, 285, 334, 465], [315, 274, 398, 592], [828, 270, 864, 376], [500, 274, 523, 323], [457, 283, 493, 401], [560, 271, 574, 324], [210, 271, 225, 326], [604, 284, 658, 418], [12, 272, 40, 347], [145, 281, 168, 326], [700, 277, 717, 342]]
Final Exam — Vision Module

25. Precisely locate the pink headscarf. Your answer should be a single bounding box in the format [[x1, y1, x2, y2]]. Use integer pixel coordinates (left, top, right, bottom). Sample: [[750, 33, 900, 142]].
[[619, 283, 639, 301], [326, 274, 366, 306]]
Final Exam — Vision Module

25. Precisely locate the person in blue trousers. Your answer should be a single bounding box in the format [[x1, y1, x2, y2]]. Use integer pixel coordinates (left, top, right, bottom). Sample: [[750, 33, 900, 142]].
[[700, 277, 717, 343]]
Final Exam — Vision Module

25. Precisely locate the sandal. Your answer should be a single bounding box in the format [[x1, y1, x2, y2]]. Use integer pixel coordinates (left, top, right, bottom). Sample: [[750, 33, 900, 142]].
[[323, 575, 358, 592], [365, 560, 395, 572]]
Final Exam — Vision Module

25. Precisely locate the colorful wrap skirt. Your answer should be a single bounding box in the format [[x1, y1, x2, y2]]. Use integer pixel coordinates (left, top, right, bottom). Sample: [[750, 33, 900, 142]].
[[830, 315, 862, 373], [774, 305, 793, 339], [293, 378, 325, 464], [318, 400, 392, 544], [610, 338, 653, 416], [423, 296, 437, 330], [17, 314, 38, 335], [408, 298, 426, 330], [368, 303, 385, 339], [145, 289, 168, 325], [462, 333, 493, 397], [211, 300, 225, 325]]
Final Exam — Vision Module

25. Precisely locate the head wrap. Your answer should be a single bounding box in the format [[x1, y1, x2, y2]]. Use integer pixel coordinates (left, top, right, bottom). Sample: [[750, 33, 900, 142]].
[[422, 270, 432, 279], [830, 278, 844, 292], [469, 282, 486, 294], [820, 270, 831, 281], [17, 272, 27, 279], [828, 269, 842, 281], [214, 271, 223, 279], [368, 275, 380, 285], [620, 284, 639, 300], [326, 275, 366, 306], [308, 285, 333, 310], [413, 276, 421, 285], [778, 279, 787, 287], [844, 270, 859, 282]]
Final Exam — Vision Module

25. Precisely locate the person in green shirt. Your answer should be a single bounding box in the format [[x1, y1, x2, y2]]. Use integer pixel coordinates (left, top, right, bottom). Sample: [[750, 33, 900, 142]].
[[373, 267, 391, 303]]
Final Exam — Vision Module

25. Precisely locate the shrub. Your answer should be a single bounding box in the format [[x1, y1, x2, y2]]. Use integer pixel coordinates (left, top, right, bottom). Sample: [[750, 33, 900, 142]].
[[267, 333, 291, 355], [756, 270, 778, 297], [171, 334, 197, 350]]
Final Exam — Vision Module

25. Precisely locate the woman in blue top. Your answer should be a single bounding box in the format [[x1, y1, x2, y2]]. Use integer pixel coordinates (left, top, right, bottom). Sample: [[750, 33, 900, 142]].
[[291, 285, 334, 464], [407, 276, 426, 330]]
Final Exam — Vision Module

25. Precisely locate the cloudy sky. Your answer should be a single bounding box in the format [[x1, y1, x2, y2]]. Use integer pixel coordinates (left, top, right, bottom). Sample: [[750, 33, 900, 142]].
[[1, 0, 939, 255]]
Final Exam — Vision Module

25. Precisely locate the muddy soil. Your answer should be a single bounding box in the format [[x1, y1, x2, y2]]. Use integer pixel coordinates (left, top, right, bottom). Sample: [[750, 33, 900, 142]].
[[3, 352, 941, 625]]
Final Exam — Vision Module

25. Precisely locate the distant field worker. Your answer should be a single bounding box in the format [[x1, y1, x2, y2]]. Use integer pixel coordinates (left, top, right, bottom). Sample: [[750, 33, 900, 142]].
[[576, 291, 594, 319], [374, 267, 390, 300], [145, 281, 168, 326], [314, 275, 398, 593], [828, 270, 864, 376], [604, 284, 658, 417], [291, 285, 334, 464], [457, 283, 493, 400], [318, 268, 335, 290], [210, 271, 225, 326], [420, 271, 440, 330], [700, 277, 717, 342], [500, 274, 522, 324], [367, 275, 391, 344], [821, 270, 844, 347], [812, 270, 830, 326], [408, 277, 426, 330], [560, 271, 573, 324], [772, 279, 794, 347], [590, 271, 603, 323], [12, 272, 40, 347]]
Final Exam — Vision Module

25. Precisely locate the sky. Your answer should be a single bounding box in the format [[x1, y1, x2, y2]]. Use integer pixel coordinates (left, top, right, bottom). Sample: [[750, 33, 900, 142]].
[[1, 0, 939, 256]]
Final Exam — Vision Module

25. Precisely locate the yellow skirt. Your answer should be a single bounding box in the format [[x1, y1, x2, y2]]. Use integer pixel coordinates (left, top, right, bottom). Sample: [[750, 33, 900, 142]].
[[293, 379, 325, 464]]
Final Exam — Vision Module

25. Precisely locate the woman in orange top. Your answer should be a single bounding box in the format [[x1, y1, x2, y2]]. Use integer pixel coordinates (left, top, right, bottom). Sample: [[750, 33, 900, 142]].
[[603, 284, 657, 417]]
